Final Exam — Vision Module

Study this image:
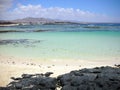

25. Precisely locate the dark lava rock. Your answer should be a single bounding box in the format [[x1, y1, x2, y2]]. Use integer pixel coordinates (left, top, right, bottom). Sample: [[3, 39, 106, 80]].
[[11, 77, 22, 80], [57, 66, 120, 90], [1, 73, 57, 90], [115, 64, 120, 68], [0, 87, 10, 90], [62, 85, 77, 90], [15, 83, 22, 89], [21, 74, 34, 78], [45, 72, 53, 77], [0, 66, 120, 90]]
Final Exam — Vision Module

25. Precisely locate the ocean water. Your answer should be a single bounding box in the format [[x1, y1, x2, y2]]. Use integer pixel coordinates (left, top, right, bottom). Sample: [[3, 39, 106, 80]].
[[0, 23, 120, 61]]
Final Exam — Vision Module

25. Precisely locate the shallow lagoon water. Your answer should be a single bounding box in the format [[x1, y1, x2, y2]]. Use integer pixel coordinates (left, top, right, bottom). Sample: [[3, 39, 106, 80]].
[[0, 24, 120, 61]]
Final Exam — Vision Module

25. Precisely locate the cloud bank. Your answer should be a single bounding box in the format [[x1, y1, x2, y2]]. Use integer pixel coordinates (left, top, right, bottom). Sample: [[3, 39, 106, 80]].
[[0, 3, 120, 22]]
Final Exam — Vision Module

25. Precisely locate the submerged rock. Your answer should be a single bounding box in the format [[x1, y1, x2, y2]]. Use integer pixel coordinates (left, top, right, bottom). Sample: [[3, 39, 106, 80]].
[[0, 39, 41, 47]]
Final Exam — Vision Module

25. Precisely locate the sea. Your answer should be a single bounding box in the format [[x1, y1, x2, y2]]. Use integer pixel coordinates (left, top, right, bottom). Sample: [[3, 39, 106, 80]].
[[0, 23, 120, 61]]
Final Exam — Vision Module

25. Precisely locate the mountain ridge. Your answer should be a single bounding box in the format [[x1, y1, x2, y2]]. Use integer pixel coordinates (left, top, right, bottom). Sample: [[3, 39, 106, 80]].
[[0, 17, 119, 26], [0, 17, 80, 26]]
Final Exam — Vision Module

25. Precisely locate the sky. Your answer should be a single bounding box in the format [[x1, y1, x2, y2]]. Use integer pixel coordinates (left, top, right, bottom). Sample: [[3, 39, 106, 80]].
[[0, 0, 120, 22]]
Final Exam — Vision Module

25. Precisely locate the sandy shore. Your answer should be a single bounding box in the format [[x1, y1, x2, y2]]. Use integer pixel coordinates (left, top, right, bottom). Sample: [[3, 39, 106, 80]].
[[0, 55, 120, 86]]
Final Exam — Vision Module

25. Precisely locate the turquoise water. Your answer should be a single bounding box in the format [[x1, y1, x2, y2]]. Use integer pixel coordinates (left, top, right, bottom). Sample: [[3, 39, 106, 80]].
[[0, 24, 120, 60]]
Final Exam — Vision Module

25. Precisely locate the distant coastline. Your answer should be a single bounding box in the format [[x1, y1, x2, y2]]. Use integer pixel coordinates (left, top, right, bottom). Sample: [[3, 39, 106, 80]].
[[1, 17, 120, 27], [0, 17, 80, 26]]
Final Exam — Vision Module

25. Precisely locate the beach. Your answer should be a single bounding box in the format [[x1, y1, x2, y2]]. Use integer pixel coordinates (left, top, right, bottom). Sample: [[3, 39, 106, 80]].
[[0, 23, 120, 87], [0, 0, 120, 89], [0, 54, 119, 86]]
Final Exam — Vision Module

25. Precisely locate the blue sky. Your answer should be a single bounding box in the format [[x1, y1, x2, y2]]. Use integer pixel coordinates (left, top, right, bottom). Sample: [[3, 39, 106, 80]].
[[14, 0, 120, 17], [0, 0, 120, 22]]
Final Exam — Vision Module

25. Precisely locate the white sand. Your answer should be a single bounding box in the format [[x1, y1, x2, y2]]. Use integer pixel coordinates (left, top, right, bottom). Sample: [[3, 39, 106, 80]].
[[0, 55, 119, 86]]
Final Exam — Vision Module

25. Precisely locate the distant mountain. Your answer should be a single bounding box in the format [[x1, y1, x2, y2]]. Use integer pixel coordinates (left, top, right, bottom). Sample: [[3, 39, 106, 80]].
[[0, 17, 118, 26], [12, 17, 81, 25], [0, 17, 81, 26], [12, 17, 56, 24]]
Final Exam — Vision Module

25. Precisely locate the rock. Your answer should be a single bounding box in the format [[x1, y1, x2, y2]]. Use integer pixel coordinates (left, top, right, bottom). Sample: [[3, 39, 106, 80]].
[[1, 66, 120, 90], [83, 73, 97, 81], [11, 77, 22, 80], [70, 70, 84, 76], [6, 74, 57, 90], [21, 74, 34, 78], [71, 76, 84, 86], [77, 85, 89, 90], [45, 72, 53, 77], [0, 87, 10, 90], [44, 78, 57, 89], [115, 64, 120, 68], [57, 66, 120, 90], [47, 66, 51, 68], [62, 85, 77, 90], [35, 73, 44, 77], [57, 74, 72, 86], [15, 83, 22, 89]]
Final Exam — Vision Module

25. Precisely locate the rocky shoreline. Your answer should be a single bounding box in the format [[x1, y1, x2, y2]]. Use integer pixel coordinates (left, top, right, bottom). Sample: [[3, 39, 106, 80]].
[[0, 66, 120, 90]]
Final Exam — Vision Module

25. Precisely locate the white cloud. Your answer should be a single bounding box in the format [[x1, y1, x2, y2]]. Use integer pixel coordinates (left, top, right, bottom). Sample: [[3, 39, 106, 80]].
[[1, 4, 120, 22]]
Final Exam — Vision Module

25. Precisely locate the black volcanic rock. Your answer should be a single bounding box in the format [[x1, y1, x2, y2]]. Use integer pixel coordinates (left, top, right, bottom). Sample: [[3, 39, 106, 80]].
[[0, 66, 120, 90], [57, 66, 120, 90], [3, 73, 57, 90], [45, 72, 53, 77]]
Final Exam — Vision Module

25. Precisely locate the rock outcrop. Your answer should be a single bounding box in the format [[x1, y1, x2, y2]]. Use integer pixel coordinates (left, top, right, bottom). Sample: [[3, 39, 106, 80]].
[[57, 66, 120, 90], [0, 66, 120, 90]]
